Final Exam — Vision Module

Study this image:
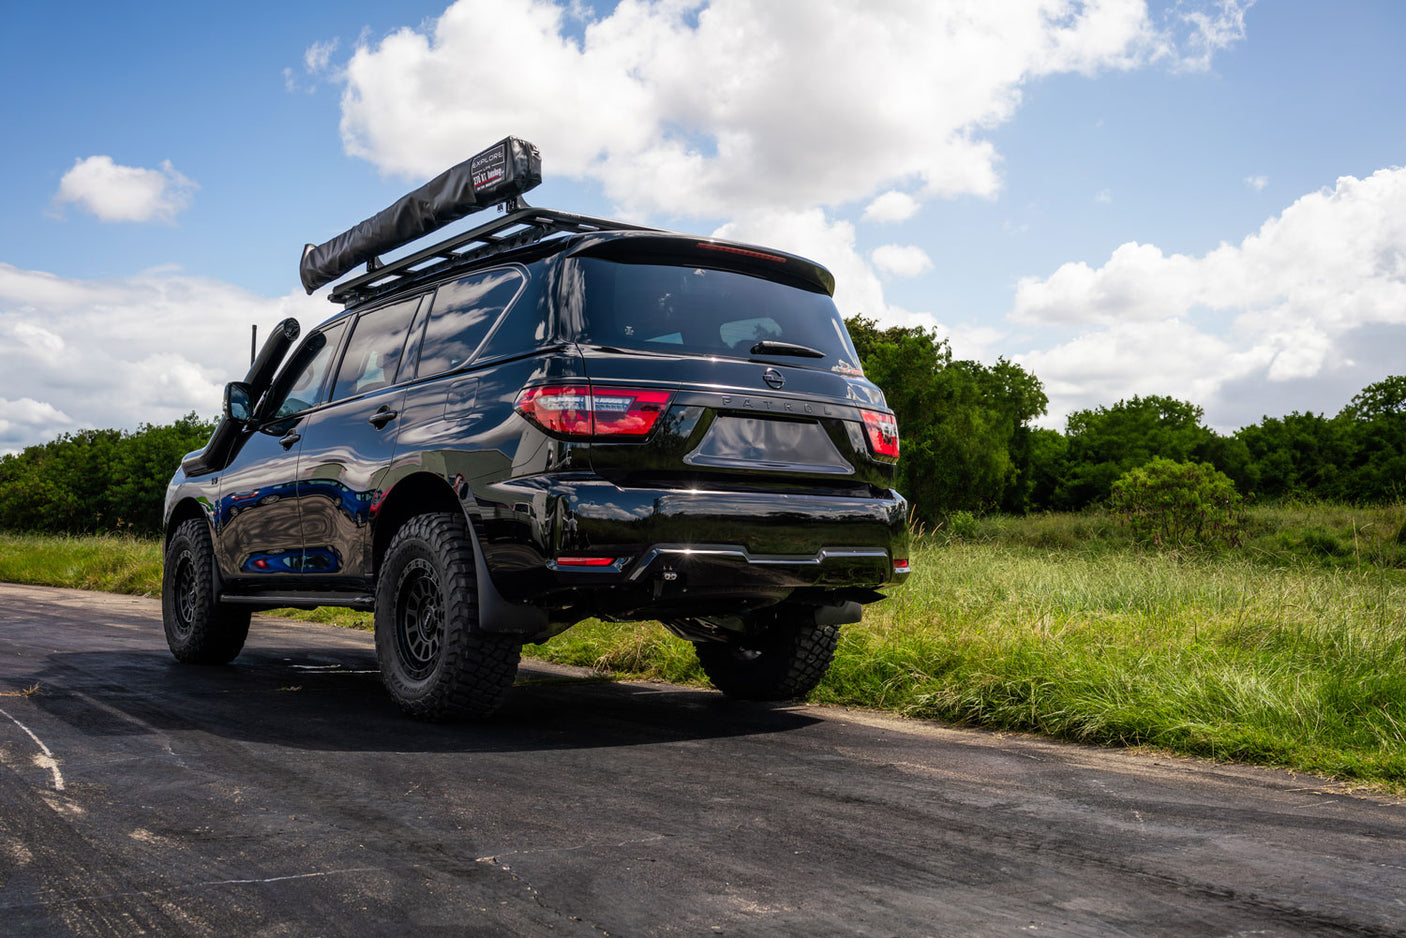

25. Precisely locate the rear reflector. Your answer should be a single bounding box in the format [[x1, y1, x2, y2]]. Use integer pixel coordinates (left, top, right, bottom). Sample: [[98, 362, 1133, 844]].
[[516, 385, 673, 438], [893, 558, 910, 575], [555, 556, 618, 567], [861, 410, 900, 460]]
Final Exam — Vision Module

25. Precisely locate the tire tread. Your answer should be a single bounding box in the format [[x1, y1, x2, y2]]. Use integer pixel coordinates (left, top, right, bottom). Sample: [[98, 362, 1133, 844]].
[[375, 512, 520, 720]]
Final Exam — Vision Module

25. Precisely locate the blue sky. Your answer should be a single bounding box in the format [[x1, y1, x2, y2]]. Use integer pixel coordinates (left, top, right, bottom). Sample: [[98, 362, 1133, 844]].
[[2, 0, 1404, 452]]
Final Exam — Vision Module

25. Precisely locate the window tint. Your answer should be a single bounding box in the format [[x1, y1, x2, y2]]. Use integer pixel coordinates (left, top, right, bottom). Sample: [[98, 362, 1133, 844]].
[[330, 298, 421, 401], [416, 269, 524, 378], [477, 264, 550, 360], [269, 321, 346, 419], [576, 259, 863, 373]]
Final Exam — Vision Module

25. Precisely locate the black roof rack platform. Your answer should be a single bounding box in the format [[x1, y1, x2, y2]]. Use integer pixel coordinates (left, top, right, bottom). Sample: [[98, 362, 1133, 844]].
[[326, 205, 656, 306]]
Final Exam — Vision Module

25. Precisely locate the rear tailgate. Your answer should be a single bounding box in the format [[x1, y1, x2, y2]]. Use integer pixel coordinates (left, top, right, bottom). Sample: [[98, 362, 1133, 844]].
[[577, 347, 898, 495]]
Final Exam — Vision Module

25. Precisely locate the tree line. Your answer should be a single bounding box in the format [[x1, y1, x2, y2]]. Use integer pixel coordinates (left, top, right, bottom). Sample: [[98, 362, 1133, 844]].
[[0, 321, 1401, 536], [846, 316, 1404, 523], [0, 414, 215, 536]]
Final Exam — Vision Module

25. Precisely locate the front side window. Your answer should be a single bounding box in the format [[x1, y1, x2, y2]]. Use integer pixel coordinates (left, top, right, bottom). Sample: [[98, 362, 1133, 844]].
[[266, 321, 346, 420], [415, 268, 525, 379], [330, 297, 421, 401]]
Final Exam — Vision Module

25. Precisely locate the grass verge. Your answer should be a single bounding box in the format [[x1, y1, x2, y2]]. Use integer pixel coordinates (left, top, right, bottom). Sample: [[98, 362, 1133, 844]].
[[3, 508, 1404, 790]]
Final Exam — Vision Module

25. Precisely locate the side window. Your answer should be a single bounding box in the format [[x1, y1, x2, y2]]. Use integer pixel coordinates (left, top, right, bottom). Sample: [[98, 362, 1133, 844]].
[[265, 321, 346, 420], [415, 268, 524, 379], [477, 263, 550, 361], [330, 297, 421, 402]]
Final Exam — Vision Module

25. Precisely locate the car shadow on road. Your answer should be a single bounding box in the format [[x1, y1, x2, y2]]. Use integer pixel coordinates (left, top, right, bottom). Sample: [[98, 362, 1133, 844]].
[[27, 643, 823, 755]]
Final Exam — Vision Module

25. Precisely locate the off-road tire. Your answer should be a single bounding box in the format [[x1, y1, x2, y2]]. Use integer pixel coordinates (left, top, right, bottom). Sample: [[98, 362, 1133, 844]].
[[693, 612, 840, 701], [375, 512, 520, 720], [162, 518, 251, 664]]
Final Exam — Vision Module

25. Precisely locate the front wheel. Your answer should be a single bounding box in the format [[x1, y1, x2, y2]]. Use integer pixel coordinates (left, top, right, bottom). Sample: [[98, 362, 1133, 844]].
[[374, 513, 520, 720], [693, 611, 840, 701], [162, 518, 251, 664]]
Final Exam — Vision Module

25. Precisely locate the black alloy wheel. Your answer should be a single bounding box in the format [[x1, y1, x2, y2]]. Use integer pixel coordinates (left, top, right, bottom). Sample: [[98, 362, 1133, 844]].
[[374, 512, 521, 720], [161, 518, 251, 664], [393, 558, 445, 680]]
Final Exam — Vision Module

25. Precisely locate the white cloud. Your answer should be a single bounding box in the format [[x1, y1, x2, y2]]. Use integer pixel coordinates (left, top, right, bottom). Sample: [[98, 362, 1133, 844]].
[[1245, 174, 1268, 191], [1009, 167, 1406, 427], [1173, 0, 1253, 72], [871, 244, 933, 279], [1095, 188, 1113, 203], [287, 37, 342, 92], [53, 156, 197, 224], [305, 38, 340, 73], [862, 191, 920, 224], [0, 398, 74, 452], [335, 0, 1241, 220], [0, 264, 326, 453]]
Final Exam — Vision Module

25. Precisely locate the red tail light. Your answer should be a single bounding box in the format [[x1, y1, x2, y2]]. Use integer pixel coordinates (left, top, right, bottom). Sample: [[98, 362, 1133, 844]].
[[861, 410, 900, 460], [516, 385, 673, 439]]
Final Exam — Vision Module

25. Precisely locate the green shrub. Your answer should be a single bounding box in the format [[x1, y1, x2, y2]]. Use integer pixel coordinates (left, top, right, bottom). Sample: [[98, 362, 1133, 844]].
[[1301, 527, 1348, 558], [943, 510, 978, 542], [1109, 458, 1247, 548]]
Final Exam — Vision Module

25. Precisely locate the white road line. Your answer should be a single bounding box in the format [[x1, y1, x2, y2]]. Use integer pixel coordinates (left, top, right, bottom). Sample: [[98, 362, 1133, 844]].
[[0, 704, 65, 791], [0, 868, 383, 911]]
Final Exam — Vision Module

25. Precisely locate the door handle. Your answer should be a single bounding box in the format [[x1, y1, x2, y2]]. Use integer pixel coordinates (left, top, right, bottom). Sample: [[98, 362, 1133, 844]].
[[279, 431, 301, 449], [368, 408, 399, 429]]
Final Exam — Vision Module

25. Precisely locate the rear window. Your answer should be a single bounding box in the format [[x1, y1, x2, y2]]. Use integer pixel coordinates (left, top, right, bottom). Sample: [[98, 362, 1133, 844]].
[[575, 258, 864, 374]]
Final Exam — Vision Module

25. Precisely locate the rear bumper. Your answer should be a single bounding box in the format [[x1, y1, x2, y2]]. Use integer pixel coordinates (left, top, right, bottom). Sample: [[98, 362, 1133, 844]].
[[473, 475, 909, 621]]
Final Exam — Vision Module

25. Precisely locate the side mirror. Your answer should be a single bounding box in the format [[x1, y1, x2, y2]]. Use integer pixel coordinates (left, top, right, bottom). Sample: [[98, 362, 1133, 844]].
[[224, 381, 254, 423]]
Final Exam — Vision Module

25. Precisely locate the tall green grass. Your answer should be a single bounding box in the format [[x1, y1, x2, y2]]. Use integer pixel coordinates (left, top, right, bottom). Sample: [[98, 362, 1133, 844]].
[[528, 538, 1406, 785], [3, 506, 1405, 787], [0, 532, 162, 594]]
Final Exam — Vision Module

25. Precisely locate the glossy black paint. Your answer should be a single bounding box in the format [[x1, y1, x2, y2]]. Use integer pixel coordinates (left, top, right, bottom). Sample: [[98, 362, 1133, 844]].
[[166, 230, 908, 641]]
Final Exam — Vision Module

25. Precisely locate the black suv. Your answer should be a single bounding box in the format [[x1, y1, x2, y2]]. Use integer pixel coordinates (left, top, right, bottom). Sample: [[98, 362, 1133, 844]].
[[162, 139, 908, 719]]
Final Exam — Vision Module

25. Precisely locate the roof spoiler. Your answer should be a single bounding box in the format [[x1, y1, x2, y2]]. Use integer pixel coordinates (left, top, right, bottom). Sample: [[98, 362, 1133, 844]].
[[299, 137, 542, 294]]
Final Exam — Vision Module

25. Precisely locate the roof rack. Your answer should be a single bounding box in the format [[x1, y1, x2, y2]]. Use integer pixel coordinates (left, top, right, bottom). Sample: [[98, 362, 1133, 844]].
[[327, 202, 658, 306]]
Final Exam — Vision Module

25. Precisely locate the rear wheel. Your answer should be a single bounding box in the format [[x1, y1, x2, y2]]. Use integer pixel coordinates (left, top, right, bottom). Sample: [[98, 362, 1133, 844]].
[[375, 512, 520, 720], [162, 518, 251, 664], [693, 609, 839, 701]]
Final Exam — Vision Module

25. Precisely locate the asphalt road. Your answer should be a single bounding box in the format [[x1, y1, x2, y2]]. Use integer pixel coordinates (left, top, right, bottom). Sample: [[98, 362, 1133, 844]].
[[1, 582, 1404, 937]]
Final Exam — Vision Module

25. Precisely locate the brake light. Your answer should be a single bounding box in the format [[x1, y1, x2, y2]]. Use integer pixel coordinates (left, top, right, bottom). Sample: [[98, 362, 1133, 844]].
[[516, 385, 673, 438], [893, 558, 910, 575], [696, 242, 789, 264], [861, 410, 900, 460]]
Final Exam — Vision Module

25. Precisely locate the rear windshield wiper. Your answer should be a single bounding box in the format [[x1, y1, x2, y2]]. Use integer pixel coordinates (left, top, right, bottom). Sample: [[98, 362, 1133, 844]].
[[749, 340, 827, 359]]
